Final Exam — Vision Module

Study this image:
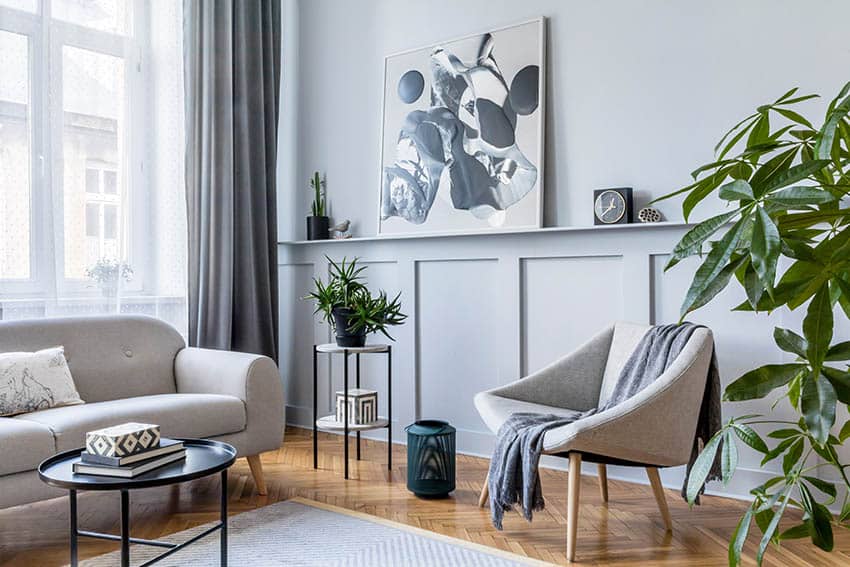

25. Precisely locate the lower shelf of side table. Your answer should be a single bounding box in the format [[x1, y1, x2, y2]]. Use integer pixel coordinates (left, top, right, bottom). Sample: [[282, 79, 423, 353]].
[[315, 415, 389, 432]]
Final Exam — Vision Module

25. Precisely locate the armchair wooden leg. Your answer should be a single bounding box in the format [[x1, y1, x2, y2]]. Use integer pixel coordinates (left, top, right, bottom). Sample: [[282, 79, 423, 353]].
[[567, 453, 582, 562], [246, 455, 267, 495], [478, 470, 490, 508], [597, 464, 608, 502], [646, 467, 672, 532]]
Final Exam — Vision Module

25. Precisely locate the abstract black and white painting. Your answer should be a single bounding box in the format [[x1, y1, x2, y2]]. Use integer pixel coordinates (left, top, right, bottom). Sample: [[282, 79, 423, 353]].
[[379, 18, 545, 236]]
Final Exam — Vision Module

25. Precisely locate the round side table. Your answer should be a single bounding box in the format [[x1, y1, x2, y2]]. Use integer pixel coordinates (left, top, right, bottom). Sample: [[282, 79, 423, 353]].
[[312, 343, 392, 479], [38, 438, 236, 567]]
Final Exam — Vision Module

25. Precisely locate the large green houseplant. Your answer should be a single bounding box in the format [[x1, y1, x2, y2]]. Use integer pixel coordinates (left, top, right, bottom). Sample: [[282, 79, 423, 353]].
[[305, 256, 406, 347], [655, 82, 850, 565]]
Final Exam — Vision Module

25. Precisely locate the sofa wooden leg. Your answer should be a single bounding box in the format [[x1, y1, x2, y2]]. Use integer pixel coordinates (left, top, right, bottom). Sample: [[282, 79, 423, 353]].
[[597, 464, 608, 502], [246, 455, 267, 495], [478, 471, 490, 508], [646, 467, 672, 532], [567, 453, 582, 562]]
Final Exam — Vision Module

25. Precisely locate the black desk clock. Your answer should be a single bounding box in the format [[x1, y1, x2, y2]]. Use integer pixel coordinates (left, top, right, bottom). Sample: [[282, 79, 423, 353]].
[[593, 187, 633, 225]]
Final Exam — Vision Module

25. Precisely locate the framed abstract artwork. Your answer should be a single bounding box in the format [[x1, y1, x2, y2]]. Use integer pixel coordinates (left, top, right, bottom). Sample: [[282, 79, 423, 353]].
[[378, 18, 546, 236]]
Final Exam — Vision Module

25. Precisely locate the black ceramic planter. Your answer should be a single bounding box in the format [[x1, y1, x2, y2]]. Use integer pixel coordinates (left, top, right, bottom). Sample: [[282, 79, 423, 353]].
[[332, 307, 367, 347], [306, 216, 330, 240]]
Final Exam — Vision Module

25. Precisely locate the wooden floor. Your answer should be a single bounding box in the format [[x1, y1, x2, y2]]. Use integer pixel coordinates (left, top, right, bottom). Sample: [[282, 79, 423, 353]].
[[2, 427, 849, 566]]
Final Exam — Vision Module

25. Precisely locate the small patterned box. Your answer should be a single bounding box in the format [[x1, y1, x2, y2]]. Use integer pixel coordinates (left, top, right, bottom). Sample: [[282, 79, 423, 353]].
[[86, 422, 161, 458], [335, 389, 378, 424]]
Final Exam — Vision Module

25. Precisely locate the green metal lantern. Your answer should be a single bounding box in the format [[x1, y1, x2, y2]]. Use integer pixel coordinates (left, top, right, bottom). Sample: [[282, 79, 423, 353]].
[[405, 420, 456, 497]]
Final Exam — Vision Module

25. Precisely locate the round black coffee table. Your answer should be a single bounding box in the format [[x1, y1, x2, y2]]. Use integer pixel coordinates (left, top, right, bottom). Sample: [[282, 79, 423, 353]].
[[38, 438, 236, 567]]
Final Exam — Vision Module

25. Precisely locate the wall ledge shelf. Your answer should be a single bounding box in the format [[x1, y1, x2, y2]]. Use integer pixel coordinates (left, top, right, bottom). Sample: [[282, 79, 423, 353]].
[[280, 221, 693, 246]]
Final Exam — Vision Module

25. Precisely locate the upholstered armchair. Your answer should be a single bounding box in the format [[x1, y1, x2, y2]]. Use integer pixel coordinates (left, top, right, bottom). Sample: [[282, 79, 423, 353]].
[[474, 321, 715, 562]]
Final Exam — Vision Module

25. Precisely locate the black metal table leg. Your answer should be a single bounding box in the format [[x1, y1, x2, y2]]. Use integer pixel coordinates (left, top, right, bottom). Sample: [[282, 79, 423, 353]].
[[69, 489, 78, 567], [344, 349, 349, 479], [220, 470, 228, 566], [120, 489, 130, 567], [313, 345, 318, 469], [356, 353, 361, 461], [387, 345, 392, 471]]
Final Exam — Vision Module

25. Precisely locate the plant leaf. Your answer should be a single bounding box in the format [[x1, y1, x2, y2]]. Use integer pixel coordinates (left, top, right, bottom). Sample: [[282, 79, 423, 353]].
[[826, 341, 850, 361], [680, 218, 747, 317], [724, 364, 807, 401], [801, 373, 837, 444], [821, 367, 850, 404], [779, 522, 811, 540], [760, 159, 831, 196], [728, 506, 753, 566], [719, 179, 755, 201], [803, 476, 837, 502], [803, 284, 834, 369], [749, 148, 797, 196], [838, 420, 850, 444], [666, 210, 739, 270], [773, 328, 808, 358], [800, 484, 835, 551], [721, 429, 738, 485], [769, 186, 838, 206], [782, 438, 803, 475], [732, 423, 769, 453], [751, 207, 780, 291], [757, 487, 791, 564], [815, 88, 850, 160], [686, 432, 722, 505]]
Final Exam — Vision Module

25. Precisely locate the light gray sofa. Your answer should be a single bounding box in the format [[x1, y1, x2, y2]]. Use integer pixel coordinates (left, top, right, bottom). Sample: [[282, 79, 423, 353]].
[[0, 315, 285, 510]]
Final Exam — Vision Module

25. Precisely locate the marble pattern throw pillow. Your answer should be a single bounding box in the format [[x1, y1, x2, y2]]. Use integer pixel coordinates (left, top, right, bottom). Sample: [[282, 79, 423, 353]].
[[0, 346, 84, 416]]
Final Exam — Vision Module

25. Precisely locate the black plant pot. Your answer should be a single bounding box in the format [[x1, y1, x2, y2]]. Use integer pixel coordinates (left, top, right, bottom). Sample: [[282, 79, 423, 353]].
[[332, 307, 367, 348], [306, 216, 330, 240]]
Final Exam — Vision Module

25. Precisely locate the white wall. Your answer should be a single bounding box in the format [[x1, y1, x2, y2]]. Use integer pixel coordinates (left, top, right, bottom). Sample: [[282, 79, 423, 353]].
[[277, 0, 850, 499], [279, 0, 850, 240]]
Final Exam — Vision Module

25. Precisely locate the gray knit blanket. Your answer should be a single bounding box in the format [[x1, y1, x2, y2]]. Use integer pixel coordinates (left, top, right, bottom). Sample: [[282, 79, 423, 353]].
[[487, 322, 721, 530]]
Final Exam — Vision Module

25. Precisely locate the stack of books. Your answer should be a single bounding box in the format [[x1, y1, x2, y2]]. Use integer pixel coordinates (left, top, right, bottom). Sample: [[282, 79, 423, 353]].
[[73, 423, 186, 478]]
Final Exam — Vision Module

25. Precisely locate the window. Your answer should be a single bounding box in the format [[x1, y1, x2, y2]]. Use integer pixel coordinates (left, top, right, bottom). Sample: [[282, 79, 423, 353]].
[[0, 1, 187, 333], [0, 28, 31, 280]]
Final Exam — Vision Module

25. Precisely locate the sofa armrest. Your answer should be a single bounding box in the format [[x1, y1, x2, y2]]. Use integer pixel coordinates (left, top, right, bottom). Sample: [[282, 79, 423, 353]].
[[486, 325, 614, 411], [541, 328, 714, 466], [174, 347, 284, 454]]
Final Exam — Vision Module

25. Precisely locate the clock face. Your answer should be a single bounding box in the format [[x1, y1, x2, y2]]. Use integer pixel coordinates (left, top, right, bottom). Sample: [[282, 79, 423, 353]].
[[594, 190, 626, 224]]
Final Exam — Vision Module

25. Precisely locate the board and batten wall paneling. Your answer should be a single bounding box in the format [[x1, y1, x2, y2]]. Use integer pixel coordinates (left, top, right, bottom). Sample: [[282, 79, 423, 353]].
[[521, 256, 624, 377], [279, 228, 850, 503], [278, 222, 824, 499], [416, 259, 501, 447]]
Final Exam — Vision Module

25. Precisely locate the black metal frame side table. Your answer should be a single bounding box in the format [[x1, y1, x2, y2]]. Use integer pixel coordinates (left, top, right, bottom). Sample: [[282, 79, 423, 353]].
[[38, 438, 236, 567], [313, 343, 392, 479]]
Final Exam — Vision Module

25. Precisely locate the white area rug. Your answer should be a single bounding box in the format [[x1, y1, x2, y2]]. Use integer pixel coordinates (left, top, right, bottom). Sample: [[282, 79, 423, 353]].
[[80, 497, 553, 566]]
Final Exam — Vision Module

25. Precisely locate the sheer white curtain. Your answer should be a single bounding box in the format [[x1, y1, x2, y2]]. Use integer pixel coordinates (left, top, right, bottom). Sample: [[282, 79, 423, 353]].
[[0, 1, 187, 335]]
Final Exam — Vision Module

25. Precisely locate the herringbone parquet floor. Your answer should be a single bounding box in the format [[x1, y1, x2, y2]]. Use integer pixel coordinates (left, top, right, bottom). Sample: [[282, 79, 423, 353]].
[[1, 427, 848, 566]]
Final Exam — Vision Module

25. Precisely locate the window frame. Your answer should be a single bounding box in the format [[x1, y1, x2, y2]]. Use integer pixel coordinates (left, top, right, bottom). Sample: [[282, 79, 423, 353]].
[[0, 0, 149, 299]]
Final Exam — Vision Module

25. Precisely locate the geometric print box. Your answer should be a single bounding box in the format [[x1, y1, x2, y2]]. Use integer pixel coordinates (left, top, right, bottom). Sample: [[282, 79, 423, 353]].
[[85, 422, 161, 458], [335, 389, 378, 425]]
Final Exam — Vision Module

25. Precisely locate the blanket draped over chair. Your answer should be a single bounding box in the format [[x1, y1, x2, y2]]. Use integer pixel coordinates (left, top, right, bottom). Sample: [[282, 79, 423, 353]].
[[487, 322, 721, 530]]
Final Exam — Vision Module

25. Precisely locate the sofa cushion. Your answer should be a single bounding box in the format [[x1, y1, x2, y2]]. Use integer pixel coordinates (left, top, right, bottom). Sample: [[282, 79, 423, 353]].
[[15, 394, 246, 452], [0, 315, 184, 403], [598, 321, 650, 406], [0, 346, 84, 417], [0, 418, 56, 476]]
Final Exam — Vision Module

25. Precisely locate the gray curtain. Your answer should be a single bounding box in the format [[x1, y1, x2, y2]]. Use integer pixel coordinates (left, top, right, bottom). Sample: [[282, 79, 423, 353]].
[[183, 0, 280, 360]]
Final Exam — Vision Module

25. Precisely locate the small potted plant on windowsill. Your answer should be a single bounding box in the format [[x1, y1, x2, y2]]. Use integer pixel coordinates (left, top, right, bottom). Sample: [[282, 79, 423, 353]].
[[86, 258, 133, 298], [305, 256, 406, 347], [306, 171, 329, 240]]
